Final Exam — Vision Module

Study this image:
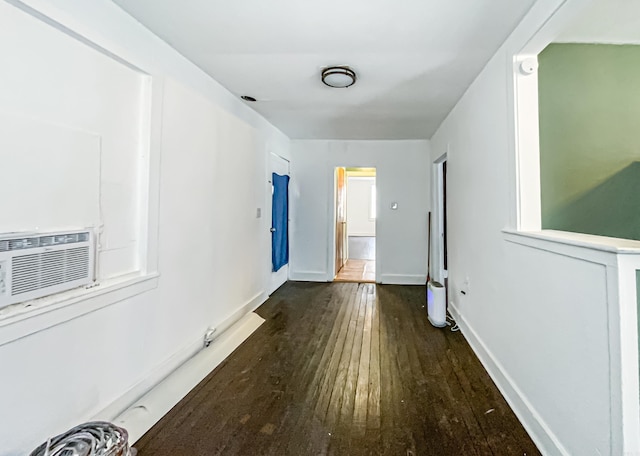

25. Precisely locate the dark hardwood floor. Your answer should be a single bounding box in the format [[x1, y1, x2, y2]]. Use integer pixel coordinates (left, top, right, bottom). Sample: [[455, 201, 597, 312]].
[[135, 282, 540, 456]]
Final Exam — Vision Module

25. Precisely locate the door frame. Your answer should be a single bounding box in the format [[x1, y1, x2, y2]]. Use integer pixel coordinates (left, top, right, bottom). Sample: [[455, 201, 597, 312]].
[[327, 166, 378, 282], [334, 167, 348, 275], [432, 151, 448, 284]]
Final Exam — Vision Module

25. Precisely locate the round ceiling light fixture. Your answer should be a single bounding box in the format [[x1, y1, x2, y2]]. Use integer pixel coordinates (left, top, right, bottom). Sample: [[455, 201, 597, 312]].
[[321, 66, 357, 88], [241, 95, 257, 102]]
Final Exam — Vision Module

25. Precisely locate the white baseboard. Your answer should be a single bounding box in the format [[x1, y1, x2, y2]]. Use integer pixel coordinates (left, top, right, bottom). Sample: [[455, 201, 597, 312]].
[[379, 274, 426, 285], [289, 270, 329, 282], [91, 332, 202, 423], [449, 303, 569, 456], [112, 312, 264, 444], [91, 291, 269, 436], [213, 291, 268, 336]]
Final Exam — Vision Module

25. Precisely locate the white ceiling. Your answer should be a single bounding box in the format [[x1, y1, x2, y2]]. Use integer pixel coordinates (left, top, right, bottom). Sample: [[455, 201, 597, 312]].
[[112, 0, 536, 140]]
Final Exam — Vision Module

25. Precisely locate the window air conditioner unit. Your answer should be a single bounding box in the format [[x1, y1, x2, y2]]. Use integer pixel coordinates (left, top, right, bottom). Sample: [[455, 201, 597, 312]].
[[0, 229, 95, 309]]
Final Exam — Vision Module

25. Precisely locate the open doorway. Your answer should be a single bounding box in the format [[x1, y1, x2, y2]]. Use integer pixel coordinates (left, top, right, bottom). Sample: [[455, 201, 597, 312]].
[[432, 155, 448, 284], [334, 167, 376, 283]]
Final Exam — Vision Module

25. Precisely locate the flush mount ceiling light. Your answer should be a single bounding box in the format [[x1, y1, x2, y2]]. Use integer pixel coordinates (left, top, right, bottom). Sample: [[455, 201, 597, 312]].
[[321, 66, 357, 88]]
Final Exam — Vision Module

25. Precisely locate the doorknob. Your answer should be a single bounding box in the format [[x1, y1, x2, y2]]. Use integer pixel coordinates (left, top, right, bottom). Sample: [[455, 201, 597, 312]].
[[270, 228, 276, 232]]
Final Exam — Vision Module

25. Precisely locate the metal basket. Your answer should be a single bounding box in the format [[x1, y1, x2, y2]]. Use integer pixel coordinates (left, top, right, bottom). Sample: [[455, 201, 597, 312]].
[[30, 421, 136, 456]]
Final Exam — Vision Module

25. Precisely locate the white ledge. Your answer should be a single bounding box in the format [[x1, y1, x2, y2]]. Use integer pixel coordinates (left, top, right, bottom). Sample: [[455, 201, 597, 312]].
[[0, 272, 159, 347], [503, 229, 640, 254]]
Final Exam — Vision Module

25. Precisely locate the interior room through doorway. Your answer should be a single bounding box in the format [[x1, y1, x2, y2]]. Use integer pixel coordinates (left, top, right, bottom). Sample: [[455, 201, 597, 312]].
[[335, 167, 376, 283]]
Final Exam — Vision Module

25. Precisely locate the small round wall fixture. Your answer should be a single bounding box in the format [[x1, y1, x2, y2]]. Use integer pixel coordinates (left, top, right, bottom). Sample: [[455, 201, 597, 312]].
[[321, 66, 357, 88], [241, 95, 257, 102]]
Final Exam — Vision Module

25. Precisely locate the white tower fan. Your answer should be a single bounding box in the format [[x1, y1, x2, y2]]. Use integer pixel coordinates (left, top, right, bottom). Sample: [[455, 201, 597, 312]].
[[426, 211, 446, 327], [427, 281, 447, 327]]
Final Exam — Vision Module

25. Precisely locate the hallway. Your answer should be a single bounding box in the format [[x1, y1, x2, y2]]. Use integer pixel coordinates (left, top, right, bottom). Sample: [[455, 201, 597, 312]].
[[135, 282, 539, 455]]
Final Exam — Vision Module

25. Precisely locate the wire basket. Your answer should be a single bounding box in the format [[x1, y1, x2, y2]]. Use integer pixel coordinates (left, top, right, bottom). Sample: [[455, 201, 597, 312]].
[[30, 421, 136, 456]]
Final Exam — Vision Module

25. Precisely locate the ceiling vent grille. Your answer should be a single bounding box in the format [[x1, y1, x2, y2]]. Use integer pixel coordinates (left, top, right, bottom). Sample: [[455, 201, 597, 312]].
[[0, 230, 95, 309]]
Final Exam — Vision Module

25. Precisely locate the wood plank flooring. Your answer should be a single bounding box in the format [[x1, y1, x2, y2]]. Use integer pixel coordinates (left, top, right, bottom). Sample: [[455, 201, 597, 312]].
[[334, 259, 375, 283], [135, 282, 540, 456]]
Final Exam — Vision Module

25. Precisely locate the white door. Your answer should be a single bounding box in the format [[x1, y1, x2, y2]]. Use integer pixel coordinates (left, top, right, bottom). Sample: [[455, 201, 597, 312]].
[[269, 152, 290, 294]]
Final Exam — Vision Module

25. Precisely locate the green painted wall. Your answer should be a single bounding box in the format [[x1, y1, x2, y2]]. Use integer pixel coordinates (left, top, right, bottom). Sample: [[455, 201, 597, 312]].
[[539, 43, 640, 240]]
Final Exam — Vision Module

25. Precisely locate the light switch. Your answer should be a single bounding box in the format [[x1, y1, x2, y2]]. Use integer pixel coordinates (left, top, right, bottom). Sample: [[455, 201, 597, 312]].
[[256, 208, 262, 218]]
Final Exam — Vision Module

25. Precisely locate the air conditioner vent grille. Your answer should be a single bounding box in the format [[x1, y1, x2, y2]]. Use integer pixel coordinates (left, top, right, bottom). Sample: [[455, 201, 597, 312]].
[[11, 246, 90, 296], [0, 232, 89, 252]]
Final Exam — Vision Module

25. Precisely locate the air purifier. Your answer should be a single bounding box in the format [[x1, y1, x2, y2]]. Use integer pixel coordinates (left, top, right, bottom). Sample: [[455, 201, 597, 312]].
[[427, 281, 446, 327]]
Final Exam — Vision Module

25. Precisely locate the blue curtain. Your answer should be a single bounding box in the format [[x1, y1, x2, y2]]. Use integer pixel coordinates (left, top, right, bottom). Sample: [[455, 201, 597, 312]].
[[272, 173, 290, 272]]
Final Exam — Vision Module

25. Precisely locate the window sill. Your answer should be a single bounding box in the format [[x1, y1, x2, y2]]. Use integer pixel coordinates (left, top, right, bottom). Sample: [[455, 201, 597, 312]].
[[503, 229, 640, 255], [0, 272, 159, 347]]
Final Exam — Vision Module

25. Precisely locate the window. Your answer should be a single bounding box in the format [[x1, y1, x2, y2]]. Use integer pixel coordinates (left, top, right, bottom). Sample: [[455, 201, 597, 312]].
[[370, 184, 377, 220]]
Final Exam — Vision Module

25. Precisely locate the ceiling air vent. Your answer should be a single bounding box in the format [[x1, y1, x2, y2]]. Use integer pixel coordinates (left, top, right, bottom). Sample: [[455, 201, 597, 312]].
[[0, 230, 95, 309]]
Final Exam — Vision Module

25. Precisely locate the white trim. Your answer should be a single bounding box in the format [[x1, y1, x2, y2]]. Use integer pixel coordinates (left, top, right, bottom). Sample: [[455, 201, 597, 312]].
[[501, 228, 640, 455], [100, 312, 265, 444], [214, 290, 268, 334], [433, 152, 447, 164], [512, 54, 542, 231], [91, 292, 267, 424], [140, 76, 165, 275], [0, 272, 159, 347], [379, 274, 425, 285], [616, 256, 640, 455], [508, 0, 598, 230], [448, 302, 570, 456], [327, 167, 339, 280], [289, 271, 330, 282], [92, 331, 203, 423], [431, 150, 447, 284], [135, 74, 153, 273], [503, 229, 640, 255]]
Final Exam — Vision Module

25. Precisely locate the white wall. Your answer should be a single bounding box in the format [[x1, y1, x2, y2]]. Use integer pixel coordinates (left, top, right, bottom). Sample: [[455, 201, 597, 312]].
[[0, 1, 289, 453], [290, 140, 429, 284], [346, 177, 376, 237], [429, 0, 631, 454], [0, 3, 144, 278]]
